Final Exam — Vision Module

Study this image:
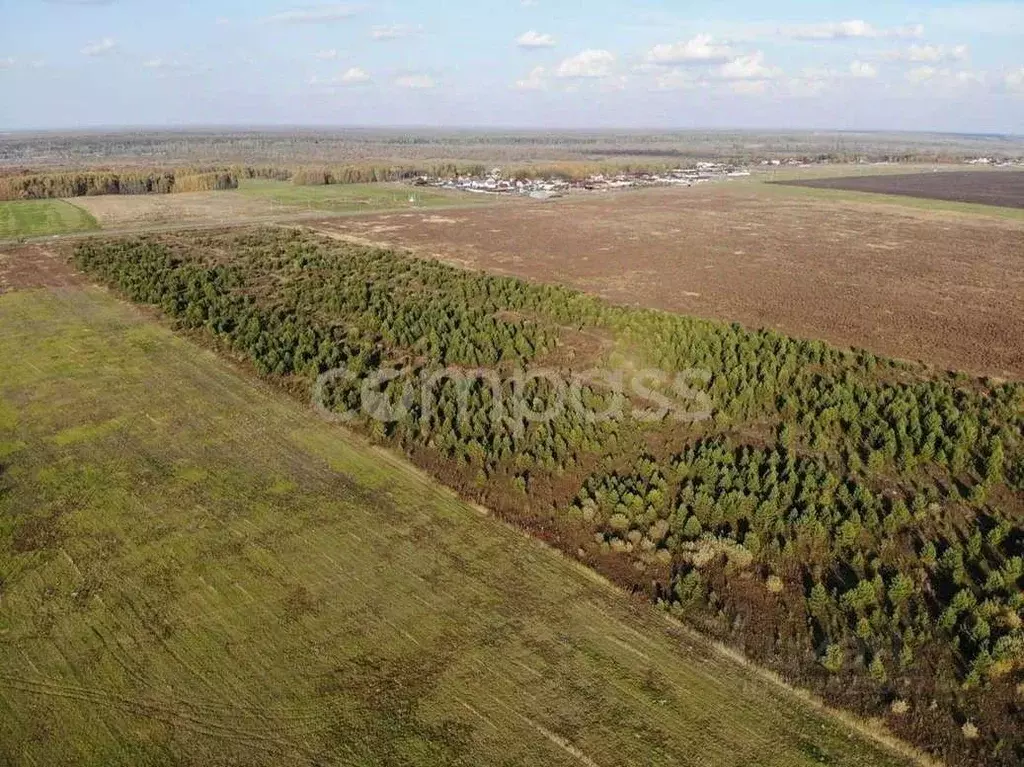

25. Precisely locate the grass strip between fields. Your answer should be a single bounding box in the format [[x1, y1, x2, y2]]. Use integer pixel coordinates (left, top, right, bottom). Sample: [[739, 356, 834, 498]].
[[0, 199, 101, 239]]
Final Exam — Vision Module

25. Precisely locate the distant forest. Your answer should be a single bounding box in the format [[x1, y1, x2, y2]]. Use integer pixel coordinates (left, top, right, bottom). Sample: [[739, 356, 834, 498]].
[[0, 159, 737, 200], [3, 128, 1022, 169]]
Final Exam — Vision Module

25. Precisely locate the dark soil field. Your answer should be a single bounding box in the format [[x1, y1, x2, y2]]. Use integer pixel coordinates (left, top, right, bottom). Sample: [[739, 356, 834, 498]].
[[776, 170, 1024, 208], [311, 184, 1024, 380]]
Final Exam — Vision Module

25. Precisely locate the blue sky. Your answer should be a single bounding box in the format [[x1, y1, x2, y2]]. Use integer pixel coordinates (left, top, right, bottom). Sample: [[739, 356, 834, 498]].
[[1, 1, 1022, 132]]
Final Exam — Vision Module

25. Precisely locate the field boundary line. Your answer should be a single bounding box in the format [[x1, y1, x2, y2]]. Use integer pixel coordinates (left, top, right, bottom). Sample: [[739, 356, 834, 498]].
[[317, 404, 943, 767], [358, 433, 941, 767]]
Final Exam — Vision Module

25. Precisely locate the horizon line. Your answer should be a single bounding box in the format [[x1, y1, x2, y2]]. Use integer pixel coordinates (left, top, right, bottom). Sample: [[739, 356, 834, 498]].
[[1, 124, 1023, 141]]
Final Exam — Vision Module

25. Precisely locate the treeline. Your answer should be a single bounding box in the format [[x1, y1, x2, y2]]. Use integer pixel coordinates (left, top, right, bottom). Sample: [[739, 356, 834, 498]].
[[287, 161, 687, 185], [290, 162, 488, 186], [0, 170, 175, 199], [504, 161, 678, 181], [73, 228, 1024, 766], [0, 168, 238, 200], [171, 171, 239, 193], [234, 165, 293, 182]]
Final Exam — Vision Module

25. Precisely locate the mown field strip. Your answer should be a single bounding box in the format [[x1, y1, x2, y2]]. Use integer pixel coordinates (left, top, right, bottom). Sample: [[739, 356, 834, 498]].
[[0, 285, 910, 766], [0, 199, 100, 239]]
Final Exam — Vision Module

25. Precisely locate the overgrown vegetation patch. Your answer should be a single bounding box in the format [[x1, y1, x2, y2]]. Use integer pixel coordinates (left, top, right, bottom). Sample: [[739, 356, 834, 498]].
[[73, 227, 1024, 765]]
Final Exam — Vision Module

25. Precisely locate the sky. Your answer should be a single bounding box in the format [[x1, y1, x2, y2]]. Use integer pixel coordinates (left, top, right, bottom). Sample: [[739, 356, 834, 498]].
[[1, 0, 1022, 133]]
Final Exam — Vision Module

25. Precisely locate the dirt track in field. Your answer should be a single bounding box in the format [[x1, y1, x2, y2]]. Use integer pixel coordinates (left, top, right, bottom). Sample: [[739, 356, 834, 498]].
[[310, 184, 1024, 380], [778, 170, 1024, 208]]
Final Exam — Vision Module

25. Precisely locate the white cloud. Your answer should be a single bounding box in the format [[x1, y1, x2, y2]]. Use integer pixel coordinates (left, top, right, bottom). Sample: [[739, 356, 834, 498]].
[[513, 66, 547, 90], [340, 66, 370, 84], [556, 49, 615, 78], [886, 44, 969, 63], [1007, 67, 1024, 92], [850, 60, 878, 79], [785, 66, 844, 96], [81, 37, 116, 56], [788, 62, 895, 96], [142, 58, 166, 69], [780, 61, 881, 94], [309, 67, 371, 86], [952, 70, 985, 86], [906, 66, 937, 84], [718, 52, 779, 81], [215, 17, 231, 26], [521, 0, 539, 6], [801, 66, 843, 80], [0, 57, 14, 69], [654, 69, 700, 91], [784, 75, 828, 98], [906, 67, 986, 88], [395, 73, 435, 89], [646, 35, 734, 65], [599, 74, 629, 92], [730, 80, 768, 95], [371, 24, 419, 40], [783, 20, 924, 41], [262, 4, 356, 24], [314, 49, 338, 60], [516, 30, 556, 48]]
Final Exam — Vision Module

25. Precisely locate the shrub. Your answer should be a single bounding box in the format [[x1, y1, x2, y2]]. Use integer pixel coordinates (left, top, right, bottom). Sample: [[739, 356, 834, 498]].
[[869, 656, 888, 684], [608, 513, 630, 534], [822, 644, 844, 673]]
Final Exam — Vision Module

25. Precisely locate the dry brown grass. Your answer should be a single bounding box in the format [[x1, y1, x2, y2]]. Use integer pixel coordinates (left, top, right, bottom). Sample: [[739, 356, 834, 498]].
[[70, 190, 277, 228]]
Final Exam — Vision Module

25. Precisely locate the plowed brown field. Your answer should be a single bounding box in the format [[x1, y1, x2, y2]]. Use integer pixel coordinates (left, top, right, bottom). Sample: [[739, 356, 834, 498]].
[[311, 184, 1024, 380], [777, 170, 1024, 208]]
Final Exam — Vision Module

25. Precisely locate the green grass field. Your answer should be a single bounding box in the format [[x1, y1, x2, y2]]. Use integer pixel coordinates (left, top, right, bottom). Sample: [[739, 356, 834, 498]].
[[0, 281, 912, 767], [0, 199, 100, 239], [236, 179, 482, 213]]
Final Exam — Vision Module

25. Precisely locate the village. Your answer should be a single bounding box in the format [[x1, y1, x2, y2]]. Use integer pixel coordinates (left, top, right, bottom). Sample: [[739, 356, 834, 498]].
[[409, 153, 1024, 199], [411, 162, 753, 198]]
